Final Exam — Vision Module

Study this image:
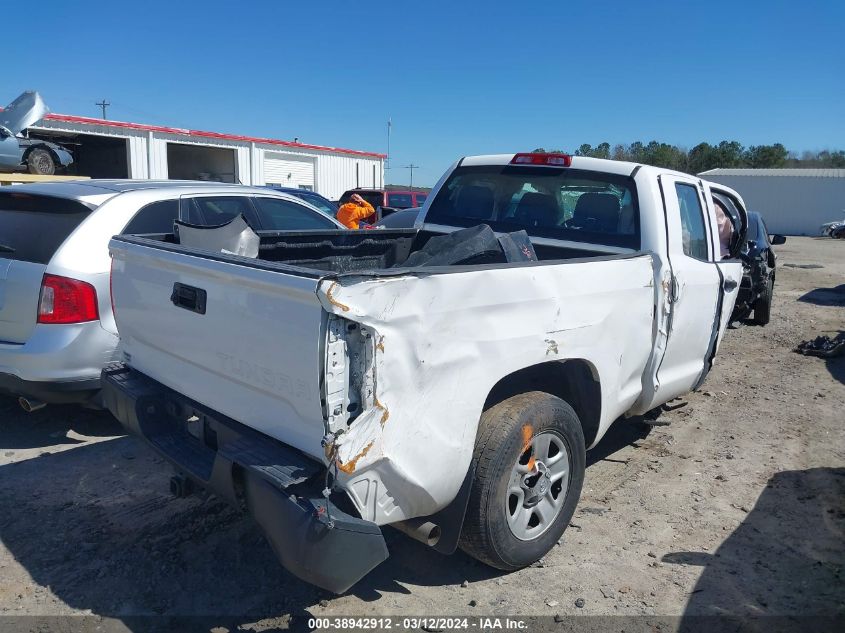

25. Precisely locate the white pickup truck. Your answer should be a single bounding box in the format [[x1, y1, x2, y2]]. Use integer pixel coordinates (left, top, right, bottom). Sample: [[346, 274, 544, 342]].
[[103, 153, 748, 593]]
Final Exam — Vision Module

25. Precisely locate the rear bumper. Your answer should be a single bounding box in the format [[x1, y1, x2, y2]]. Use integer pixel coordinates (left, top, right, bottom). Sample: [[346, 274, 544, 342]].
[[0, 372, 100, 403], [100, 363, 388, 594]]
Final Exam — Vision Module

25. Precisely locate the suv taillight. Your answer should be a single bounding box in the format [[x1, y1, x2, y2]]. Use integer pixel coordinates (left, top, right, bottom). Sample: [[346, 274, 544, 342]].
[[38, 274, 99, 324]]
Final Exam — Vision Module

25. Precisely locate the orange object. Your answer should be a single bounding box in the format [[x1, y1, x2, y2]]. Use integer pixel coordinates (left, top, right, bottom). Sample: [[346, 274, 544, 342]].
[[336, 200, 375, 229]]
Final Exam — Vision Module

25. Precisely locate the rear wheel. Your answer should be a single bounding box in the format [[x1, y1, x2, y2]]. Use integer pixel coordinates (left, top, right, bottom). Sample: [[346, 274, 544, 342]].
[[26, 148, 56, 175], [460, 391, 585, 570], [753, 276, 773, 326]]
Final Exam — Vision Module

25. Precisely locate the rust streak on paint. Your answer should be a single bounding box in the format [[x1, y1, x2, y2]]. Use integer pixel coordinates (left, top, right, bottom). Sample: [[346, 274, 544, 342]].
[[521, 424, 536, 471], [376, 336, 385, 353], [374, 395, 390, 426], [325, 281, 350, 312], [337, 440, 374, 474]]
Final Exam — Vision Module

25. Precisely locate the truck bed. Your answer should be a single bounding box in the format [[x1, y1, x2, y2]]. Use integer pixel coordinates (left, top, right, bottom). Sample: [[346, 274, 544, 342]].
[[133, 226, 623, 276]]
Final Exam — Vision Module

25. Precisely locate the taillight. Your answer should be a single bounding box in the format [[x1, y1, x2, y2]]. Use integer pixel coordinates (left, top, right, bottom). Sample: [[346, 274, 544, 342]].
[[511, 152, 572, 167], [38, 274, 99, 324]]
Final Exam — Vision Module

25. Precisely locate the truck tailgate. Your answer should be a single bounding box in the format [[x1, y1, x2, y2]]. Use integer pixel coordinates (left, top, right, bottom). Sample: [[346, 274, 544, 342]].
[[109, 237, 327, 460]]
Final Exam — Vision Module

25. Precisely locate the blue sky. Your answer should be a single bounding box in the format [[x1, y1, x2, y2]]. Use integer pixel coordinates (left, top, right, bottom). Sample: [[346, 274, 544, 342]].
[[6, 0, 843, 186]]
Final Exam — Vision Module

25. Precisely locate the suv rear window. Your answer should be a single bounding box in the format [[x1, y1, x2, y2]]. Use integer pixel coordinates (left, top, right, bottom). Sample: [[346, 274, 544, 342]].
[[339, 191, 384, 209], [387, 193, 413, 208], [0, 192, 94, 264], [426, 165, 640, 249]]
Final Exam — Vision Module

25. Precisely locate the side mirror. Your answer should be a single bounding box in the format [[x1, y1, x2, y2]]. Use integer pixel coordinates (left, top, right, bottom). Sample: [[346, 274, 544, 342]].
[[770, 234, 786, 245]]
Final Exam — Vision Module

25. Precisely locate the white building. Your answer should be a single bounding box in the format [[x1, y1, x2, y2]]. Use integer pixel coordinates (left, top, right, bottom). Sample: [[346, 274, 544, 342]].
[[699, 168, 845, 235], [30, 113, 385, 200]]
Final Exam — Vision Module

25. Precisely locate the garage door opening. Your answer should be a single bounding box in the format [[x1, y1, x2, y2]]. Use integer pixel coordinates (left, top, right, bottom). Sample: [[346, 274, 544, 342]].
[[28, 131, 129, 178], [167, 143, 237, 183], [264, 152, 315, 190]]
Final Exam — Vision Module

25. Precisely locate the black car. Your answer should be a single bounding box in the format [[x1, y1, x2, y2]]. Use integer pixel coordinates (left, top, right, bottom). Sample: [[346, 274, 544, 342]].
[[732, 211, 786, 325]]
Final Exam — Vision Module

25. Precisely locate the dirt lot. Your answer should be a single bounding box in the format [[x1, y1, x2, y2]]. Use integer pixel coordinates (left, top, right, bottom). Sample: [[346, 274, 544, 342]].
[[1, 237, 843, 630]]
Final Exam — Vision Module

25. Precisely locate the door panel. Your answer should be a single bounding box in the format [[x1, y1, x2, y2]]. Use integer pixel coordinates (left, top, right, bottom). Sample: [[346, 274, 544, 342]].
[[653, 176, 721, 403]]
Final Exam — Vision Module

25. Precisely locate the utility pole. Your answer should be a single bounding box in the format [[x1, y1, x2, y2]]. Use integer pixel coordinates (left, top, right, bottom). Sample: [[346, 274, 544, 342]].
[[96, 99, 110, 119], [386, 118, 391, 172], [403, 164, 419, 188]]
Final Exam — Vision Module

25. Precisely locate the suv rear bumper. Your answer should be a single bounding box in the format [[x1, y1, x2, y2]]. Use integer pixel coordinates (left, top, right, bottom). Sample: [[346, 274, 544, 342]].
[[0, 372, 100, 403], [100, 363, 388, 594]]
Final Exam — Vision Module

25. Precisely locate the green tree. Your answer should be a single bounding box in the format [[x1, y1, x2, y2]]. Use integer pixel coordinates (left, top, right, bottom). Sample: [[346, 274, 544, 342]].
[[745, 143, 788, 167]]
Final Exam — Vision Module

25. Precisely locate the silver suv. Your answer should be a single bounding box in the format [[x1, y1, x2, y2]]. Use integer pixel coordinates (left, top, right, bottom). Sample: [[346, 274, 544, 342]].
[[0, 179, 344, 410]]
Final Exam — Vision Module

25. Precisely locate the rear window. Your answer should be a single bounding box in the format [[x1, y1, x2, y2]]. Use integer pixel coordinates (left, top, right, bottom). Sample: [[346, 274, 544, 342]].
[[426, 165, 640, 249], [387, 193, 413, 208], [340, 191, 384, 208], [415, 193, 428, 205], [0, 192, 94, 264]]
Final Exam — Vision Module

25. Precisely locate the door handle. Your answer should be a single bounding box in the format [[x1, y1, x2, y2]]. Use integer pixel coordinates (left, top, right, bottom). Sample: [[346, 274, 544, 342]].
[[723, 278, 738, 292], [170, 283, 207, 314]]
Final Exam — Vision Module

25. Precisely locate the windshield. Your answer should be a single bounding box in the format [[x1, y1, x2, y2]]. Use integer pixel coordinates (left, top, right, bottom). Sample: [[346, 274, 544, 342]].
[[0, 192, 93, 264], [426, 165, 640, 249]]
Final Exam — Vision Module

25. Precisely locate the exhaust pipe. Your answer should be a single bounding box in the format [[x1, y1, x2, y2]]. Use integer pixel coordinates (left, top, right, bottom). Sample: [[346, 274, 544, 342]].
[[18, 397, 46, 413], [393, 517, 441, 547]]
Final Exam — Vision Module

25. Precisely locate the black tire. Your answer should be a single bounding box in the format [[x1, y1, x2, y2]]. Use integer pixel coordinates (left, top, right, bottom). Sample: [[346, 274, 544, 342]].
[[26, 148, 56, 175], [752, 276, 773, 326], [459, 391, 585, 570]]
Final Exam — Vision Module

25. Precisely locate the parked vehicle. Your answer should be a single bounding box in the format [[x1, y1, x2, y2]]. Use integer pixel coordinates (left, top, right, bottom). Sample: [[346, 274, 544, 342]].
[[0, 180, 343, 410], [820, 218, 844, 236], [103, 152, 748, 593], [264, 186, 338, 218], [731, 211, 786, 325], [372, 207, 420, 228], [338, 188, 428, 220], [831, 225, 845, 239], [0, 91, 74, 175]]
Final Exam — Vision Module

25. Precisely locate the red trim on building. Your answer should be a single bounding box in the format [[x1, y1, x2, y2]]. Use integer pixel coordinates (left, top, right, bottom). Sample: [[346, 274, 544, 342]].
[[35, 113, 386, 159]]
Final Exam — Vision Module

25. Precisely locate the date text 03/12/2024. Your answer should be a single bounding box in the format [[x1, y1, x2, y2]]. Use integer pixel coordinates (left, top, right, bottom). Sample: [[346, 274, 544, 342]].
[[308, 617, 530, 630]]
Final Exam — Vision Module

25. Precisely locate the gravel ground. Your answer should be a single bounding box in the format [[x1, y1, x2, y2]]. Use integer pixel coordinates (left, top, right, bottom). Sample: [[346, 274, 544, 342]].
[[0, 236, 842, 631]]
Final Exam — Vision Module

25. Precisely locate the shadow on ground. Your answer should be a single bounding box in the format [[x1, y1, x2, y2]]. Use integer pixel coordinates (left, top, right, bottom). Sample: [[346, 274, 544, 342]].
[[663, 467, 845, 625], [0, 409, 656, 629], [0, 396, 122, 450], [798, 284, 845, 307]]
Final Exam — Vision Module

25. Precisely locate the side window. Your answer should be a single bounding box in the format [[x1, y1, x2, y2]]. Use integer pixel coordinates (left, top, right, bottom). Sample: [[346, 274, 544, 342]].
[[253, 197, 337, 230], [184, 196, 254, 226], [123, 199, 179, 234], [675, 183, 709, 261]]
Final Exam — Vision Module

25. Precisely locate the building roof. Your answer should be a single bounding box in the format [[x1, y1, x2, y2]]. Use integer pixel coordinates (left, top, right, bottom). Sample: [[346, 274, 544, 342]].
[[31, 112, 386, 159], [699, 168, 845, 178]]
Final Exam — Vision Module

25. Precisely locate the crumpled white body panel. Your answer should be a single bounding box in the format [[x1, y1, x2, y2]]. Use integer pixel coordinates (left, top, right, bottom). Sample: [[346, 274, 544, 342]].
[[317, 254, 656, 524]]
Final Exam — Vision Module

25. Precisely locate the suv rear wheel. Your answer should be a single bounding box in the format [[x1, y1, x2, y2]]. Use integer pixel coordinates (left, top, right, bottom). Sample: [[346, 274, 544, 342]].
[[460, 391, 585, 570]]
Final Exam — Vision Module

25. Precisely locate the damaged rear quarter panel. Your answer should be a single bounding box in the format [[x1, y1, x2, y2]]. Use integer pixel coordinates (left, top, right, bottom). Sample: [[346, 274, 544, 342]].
[[317, 255, 656, 524]]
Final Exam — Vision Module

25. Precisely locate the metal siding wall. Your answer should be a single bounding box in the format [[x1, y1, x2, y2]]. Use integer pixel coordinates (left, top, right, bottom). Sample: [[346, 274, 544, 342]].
[[705, 175, 845, 235], [126, 135, 148, 178], [236, 146, 251, 185], [315, 154, 384, 199]]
